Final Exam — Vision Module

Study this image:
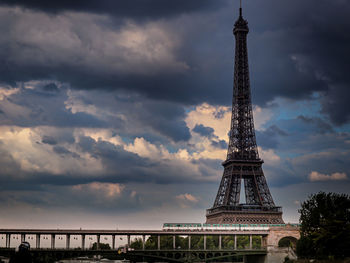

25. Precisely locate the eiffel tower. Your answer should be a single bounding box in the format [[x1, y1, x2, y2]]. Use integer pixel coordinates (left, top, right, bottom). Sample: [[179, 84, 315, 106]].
[[206, 5, 284, 224]]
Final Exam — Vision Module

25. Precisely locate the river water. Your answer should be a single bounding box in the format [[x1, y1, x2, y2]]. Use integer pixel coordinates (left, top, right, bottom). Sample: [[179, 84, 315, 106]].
[[57, 260, 130, 263]]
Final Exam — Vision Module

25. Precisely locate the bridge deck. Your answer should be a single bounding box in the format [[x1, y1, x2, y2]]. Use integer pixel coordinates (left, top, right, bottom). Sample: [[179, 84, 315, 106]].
[[0, 229, 269, 235]]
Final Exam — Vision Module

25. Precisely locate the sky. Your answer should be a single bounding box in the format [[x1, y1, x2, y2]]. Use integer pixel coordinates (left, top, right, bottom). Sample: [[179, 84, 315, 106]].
[[0, 0, 349, 230]]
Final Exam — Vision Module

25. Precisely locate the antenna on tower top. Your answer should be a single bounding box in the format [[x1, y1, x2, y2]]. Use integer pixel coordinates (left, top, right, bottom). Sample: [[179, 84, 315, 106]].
[[239, 0, 242, 17]]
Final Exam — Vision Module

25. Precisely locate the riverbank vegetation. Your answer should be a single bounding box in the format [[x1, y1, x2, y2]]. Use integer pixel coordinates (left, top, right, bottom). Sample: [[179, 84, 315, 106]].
[[296, 192, 350, 261]]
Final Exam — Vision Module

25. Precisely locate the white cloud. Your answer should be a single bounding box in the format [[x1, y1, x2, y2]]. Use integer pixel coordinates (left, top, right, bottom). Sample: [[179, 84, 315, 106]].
[[73, 182, 125, 199], [309, 171, 348, 181], [0, 86, 20, 100], [175, 193, 199, 208], [176, 193, 199, 203], [253, 105, 274, 130], [125, 137, 170, 159], [186, 103, 230, 141], [0, 126, 104, 176], [258, 147, 281, 163]]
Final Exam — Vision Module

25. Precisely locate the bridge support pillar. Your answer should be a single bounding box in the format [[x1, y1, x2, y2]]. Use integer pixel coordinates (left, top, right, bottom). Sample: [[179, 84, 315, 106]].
[[262, 236, 267, 248], [127, 235, 130, 248], [112, 235, 115, 250], [81, 235, 85, 250], [249, 235, 252, 249], [66, 234, 70, 249], [204, 235, 207, 250], [219, 235, 222, 250], [97, 235, 100, 250], [6, 234, 10, 248], [188, 235, 191, 250], [51, 234, 55, 249], [157, 235, 160, 250], [234, 235, 237, 250], [173, 235, 176, 250], [36, 234, 40, 249], [142, 235, 145, 250], [21, 234, 25, 243]]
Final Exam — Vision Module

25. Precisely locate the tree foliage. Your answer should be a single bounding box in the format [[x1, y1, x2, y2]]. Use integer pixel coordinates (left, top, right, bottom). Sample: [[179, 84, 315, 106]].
[[278, 237, 297, 249], [91, 242, 111, 250], [297, 192, 350, 259]]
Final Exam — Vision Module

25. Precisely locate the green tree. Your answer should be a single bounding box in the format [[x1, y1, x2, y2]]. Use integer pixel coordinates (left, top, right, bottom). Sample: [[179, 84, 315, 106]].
[[222, 235, 234, 249], [145, 235, 157, 249], [252, 236, 262, 249], [205, 235, 219, 249], [160, 235, 173, 249], [278, 237, 297, 249], [237, 236, 249, 249], [190, 235, 203, 249], [130, 238, 143, 250], [297, 192, 350, 259], [91, 242, 111, 250]]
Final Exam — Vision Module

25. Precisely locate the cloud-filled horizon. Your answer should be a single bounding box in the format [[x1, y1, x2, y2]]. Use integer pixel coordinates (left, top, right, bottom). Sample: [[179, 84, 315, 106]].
[[0, 0, 349, 229]]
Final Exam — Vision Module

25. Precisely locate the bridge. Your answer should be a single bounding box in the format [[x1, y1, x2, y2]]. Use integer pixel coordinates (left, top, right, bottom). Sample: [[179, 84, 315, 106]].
[[0, 225, 299, 262], [0, 229, 269, 250]]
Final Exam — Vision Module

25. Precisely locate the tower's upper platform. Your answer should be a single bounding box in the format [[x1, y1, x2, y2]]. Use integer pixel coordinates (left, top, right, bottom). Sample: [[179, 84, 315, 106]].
[[234, 8, 249, 34]]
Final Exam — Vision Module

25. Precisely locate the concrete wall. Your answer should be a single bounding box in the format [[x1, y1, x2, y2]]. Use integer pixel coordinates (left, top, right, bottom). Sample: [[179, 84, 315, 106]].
[[266, 225, 300, 248], [259, 225, 300, 263]]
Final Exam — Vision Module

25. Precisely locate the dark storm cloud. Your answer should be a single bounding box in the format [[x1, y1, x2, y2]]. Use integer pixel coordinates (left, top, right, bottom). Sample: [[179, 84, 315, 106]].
[[41, 135, 57, 145], [53, 145, 80, 158], [258, 116, 348, 155], [297, 115, 334, 134], [0, 83, 191, 142], [0, 0, 349, 126], [192, 124, 215, 138], [138, 100, 191, 142], [256, 125, 288, 149], [76, 135, 198, 184], [211, 140, 228, 149], [0, 87, 108, 128], [247, 0, 350, 124], [0, 0, 221, 19], [42, 83, 59, 93], [321, 84, 350, 125], [41, 132, 75, 145], [192, 124, 228, 149]]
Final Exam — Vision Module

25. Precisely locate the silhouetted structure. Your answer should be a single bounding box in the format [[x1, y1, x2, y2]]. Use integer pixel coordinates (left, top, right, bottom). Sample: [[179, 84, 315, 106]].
[[206, 6, 284, 224]]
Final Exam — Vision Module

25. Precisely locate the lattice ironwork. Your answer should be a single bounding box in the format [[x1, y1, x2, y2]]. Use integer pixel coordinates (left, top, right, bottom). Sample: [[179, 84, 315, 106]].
[[209, 7, 280, 218]]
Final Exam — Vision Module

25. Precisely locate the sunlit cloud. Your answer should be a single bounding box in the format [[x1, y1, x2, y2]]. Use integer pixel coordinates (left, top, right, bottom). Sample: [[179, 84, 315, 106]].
[[73, 182, 125, 199], [309, 171, 348, 182]]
